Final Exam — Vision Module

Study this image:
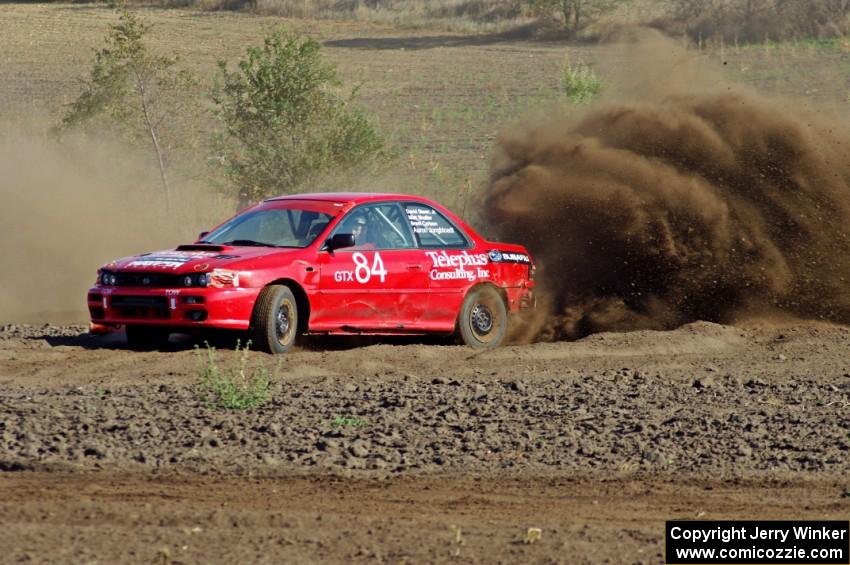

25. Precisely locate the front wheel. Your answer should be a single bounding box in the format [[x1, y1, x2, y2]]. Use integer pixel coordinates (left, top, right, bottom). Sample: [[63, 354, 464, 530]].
[[250, 285, 299, 354], [456, 286, 507, 349]]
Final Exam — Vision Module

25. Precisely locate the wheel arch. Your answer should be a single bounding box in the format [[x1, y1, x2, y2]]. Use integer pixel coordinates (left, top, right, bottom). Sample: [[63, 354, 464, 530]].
[[465, 281, 508, 309], [265, 278, 311, 333]]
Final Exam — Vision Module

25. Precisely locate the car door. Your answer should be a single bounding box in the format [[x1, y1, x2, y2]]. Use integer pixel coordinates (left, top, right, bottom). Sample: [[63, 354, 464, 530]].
[[315, 202, 429, 331], [403, 202, 488, 328]]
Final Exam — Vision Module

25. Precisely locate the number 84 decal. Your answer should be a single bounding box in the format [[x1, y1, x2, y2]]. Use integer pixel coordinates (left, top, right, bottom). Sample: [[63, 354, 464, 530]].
[[333, 252, 388, 283]]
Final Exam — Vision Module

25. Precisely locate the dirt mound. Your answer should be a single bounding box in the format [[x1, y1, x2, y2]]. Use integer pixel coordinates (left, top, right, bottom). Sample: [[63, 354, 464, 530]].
[[0, 324, 89, 340], [484, 39, 850, 340], [3, 370, 849, 478], [2, 323, 849, 478]]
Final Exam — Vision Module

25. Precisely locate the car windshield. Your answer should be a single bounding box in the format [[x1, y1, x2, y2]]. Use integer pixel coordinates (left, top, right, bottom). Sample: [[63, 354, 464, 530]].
[[202, 207, 333, 248]]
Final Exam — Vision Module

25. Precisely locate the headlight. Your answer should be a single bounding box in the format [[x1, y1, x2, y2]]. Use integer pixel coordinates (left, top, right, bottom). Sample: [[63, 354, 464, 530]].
[[182, 275, 194, 287], [100, 272, 117, 286], [207, 269, 240, 288], [196, 273, 209, 287]]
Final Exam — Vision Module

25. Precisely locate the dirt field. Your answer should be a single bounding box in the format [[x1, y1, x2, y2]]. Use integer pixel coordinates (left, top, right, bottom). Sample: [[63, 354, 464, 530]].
[[2, 322, 849, 562], [1, 3, 850, 563], [3, 472, 847, 564]]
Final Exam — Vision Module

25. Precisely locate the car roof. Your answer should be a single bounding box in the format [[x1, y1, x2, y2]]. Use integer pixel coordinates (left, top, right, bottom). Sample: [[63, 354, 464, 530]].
[[265, 192, 433, 205]]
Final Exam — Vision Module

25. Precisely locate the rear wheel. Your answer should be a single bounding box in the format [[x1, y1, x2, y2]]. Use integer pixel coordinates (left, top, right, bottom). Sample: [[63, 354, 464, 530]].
[[125, 325, 171, 350], [250, 285, 299, 354], [456, 286, 507, 348]]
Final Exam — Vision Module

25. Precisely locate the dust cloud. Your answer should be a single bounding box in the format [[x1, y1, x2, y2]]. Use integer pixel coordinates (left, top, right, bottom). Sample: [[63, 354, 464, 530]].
[[484, 34, 850, 340], [0, 133, 227, 323]]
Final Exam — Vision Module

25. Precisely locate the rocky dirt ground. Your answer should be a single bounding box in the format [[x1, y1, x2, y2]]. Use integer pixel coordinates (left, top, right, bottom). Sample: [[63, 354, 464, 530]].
[[1, 321, 849, 563]]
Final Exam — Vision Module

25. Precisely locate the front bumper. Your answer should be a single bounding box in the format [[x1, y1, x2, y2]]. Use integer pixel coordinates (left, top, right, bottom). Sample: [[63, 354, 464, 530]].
[[87, 285, 260, 330]]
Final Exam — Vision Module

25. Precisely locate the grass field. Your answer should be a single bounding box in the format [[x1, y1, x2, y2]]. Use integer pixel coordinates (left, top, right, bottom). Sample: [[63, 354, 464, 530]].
[[1, 4, 848, 216]]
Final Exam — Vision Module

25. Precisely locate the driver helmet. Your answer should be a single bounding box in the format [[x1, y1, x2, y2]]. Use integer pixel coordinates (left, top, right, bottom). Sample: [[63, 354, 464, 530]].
[[346, 213, 367, 231]]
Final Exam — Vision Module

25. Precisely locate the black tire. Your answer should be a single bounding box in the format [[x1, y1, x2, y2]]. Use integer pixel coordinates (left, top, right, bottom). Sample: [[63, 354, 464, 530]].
[[456, 285, 507, 349], [250, 285, 299, 354], [125, 325, 171, 350]]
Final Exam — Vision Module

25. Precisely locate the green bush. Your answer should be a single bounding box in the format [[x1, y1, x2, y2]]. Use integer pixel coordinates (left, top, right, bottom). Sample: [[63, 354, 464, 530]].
[[560, 58, 602, 104], [330, 415, 366, 429], [196, 341, 272, 410], [213, 28, 385, 205]]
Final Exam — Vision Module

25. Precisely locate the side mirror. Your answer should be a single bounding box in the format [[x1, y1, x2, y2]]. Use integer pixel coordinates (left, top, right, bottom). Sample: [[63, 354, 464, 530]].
[[198, 231, 209, 241], [325, 233, 355, 251]]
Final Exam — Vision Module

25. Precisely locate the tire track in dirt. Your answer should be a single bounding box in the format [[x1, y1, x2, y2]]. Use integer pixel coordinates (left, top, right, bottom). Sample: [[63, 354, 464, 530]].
[[1, 472, 848, 564]]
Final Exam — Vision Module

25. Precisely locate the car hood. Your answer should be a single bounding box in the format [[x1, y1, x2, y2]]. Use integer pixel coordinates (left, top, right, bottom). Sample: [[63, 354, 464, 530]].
[[103, 244, 302, 274]]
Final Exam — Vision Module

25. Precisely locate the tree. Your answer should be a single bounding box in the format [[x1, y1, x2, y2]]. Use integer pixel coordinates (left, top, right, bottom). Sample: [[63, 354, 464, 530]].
[[60, 5, 198, 211], [212, 29, 385, 205], [525, 0, 619, 35]]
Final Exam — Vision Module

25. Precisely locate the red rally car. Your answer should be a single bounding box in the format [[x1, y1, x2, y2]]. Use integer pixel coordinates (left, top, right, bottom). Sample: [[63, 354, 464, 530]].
[[88, 193, 535, 353]]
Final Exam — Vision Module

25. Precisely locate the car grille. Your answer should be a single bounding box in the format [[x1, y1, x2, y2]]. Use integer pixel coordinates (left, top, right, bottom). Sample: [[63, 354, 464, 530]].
[[111, 295, 170, 319], [114, 273, 183, 288]]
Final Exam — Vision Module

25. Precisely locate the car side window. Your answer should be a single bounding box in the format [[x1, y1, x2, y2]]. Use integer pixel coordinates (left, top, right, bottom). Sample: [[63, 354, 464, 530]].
[[403, 204, 468, 248], [331, 203, 416, 250]]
